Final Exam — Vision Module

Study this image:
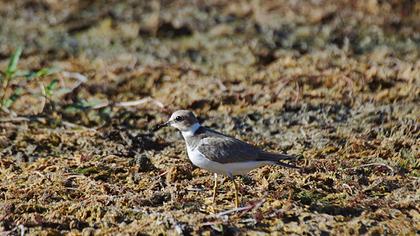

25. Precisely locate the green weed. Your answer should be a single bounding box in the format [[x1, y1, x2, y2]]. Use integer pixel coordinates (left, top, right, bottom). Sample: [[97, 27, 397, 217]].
[[0, 46, 23, 110]]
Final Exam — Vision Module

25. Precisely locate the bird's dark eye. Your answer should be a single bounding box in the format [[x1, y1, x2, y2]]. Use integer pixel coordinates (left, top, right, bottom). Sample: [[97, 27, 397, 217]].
[[175, 116, 183, 121]]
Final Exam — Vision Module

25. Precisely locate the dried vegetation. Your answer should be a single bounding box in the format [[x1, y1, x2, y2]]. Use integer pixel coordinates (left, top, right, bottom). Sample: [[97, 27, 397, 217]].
[[0, 0, 419, 235]]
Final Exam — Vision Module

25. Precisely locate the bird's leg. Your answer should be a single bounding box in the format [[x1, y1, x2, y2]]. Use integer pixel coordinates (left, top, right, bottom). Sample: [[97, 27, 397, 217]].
[[212, 173, 218, 203], [227, 173, 240, 208], [233, 178, 239, 208]]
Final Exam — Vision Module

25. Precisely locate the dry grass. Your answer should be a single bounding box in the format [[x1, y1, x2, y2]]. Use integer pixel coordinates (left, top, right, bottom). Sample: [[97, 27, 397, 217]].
[[0, 0, 419, 235]]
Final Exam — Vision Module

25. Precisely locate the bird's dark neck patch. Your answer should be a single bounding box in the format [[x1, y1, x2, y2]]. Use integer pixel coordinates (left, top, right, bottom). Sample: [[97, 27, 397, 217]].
[[184, 126, 208, 149], [194, 126, 206, 135]]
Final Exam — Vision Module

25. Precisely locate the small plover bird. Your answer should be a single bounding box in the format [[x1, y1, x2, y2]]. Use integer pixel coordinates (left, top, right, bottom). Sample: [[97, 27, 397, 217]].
[[155, 110, 297, 207]]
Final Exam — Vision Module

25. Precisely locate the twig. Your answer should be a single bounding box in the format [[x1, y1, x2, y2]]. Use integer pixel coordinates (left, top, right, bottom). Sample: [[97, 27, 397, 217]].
[[61, 121, 96, 131], [213, 205, 254, 218], [275, 77, 293, 95], [346, 163, 394, 173], [19, 224, 25, 236], [0, 116, 30, 122], [201, 221, 222, 227], [186, 187, 205, 192], [92, 97, 165, 110], [61, 71, 88, 95], [62, 71, 88, 83], [116, 97, 165, 108], [342, 183, 353, 194], [34, 171, 47, 179], [240, 198, 266, 216], [363, 179, 383, 193], [158, 171, 168, 177], [90, 101, 111, 109]]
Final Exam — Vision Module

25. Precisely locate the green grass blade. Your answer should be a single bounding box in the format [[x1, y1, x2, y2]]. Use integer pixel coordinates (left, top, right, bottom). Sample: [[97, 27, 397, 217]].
[[45, 79, 59, 97], [6, 46, 23, 78], [2, 87, 23, 108]]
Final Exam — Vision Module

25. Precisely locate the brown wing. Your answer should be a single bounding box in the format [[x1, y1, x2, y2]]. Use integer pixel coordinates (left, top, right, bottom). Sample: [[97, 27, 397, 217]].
[[196, 135, 262, 163]]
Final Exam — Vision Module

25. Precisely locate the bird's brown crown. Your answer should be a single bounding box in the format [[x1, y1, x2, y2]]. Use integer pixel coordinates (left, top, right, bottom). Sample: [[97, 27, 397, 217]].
[[168, 110, 199, 132]]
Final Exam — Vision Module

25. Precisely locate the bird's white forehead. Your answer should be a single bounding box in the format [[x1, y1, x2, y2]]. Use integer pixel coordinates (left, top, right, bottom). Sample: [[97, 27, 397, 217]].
[[169, 113, 177, 120], [169, 112, 182, 121]]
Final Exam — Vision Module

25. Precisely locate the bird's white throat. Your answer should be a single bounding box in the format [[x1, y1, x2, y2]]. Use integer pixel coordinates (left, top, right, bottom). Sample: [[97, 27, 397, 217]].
[[181, 122, 201, 138]]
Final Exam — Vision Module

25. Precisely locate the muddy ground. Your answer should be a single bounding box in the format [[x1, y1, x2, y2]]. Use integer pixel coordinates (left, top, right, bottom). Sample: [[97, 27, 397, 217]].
[[0, 0, 419, 235]]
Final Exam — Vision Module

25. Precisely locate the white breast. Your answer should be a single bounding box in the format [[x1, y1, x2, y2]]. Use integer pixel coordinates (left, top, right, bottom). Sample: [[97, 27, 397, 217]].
[[186, 145, 218, 172]]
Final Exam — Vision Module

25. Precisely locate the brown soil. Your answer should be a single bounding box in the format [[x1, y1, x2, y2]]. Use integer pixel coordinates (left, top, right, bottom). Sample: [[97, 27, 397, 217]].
[[0, 0, 419, 235]]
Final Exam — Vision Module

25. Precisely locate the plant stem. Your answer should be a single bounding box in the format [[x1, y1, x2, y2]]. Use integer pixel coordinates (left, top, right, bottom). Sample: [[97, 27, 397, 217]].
[[0, 46, 23, 110]]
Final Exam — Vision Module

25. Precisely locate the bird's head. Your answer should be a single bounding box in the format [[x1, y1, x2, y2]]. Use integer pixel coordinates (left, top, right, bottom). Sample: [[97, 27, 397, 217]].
[[155, 110, 200, 133]]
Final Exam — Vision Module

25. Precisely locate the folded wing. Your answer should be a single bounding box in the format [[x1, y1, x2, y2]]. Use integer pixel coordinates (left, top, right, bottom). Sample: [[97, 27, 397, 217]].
[[197, 134, 297, 169], [197, 136, 260, 163]]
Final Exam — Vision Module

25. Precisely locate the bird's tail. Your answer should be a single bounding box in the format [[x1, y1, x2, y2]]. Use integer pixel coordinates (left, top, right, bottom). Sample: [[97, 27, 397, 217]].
[[259, 151, 299, 169]]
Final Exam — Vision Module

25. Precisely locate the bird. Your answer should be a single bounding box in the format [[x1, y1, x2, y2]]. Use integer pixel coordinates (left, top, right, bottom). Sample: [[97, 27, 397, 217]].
[[155, 110, 297, 208]]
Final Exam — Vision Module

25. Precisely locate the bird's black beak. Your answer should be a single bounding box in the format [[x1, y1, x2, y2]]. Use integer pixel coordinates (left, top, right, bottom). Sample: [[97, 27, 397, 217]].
[[153, 121, 170, 132]]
